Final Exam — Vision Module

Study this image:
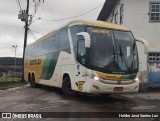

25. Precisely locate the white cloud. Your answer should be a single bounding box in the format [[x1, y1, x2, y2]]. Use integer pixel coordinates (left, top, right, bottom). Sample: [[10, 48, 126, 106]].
[[0, 0, 105, 57]]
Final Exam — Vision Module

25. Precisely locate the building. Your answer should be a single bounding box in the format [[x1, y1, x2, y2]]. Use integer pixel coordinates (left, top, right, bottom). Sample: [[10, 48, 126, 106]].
[[97, 0, 160, 71]]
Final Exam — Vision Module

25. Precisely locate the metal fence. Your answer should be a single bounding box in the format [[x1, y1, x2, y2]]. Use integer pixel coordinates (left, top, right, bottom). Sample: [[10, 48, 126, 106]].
[[0, 65, 22, 82]]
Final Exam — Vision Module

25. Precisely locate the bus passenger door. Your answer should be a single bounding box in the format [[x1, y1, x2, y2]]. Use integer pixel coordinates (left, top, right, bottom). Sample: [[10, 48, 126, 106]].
[[75, 39, 87, 92]]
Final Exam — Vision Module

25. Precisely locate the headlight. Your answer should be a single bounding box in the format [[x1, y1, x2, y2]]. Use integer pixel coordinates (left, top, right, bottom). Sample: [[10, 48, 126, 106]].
[[135, 77, 139, 81], [93, 76, 100, 81]]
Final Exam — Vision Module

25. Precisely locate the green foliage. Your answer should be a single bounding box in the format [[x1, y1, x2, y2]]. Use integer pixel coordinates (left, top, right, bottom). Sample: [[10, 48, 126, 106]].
[[0, 77, 21, 82], [0, 80, 27, 89]]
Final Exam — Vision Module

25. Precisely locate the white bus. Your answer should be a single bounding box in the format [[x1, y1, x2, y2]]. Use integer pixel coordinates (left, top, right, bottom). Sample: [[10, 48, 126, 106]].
[[24, 20, 148, 96]]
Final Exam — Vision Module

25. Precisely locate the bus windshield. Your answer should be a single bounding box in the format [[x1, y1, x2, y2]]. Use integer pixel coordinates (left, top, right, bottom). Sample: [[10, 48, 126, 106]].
[[86, 27, 138, 74]]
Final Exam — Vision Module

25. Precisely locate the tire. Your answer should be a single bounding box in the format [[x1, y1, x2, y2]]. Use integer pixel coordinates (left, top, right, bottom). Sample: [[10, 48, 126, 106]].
[[62, 76, 77, 96], [28, 74, 31, 82], [30, 75, 38, 88]]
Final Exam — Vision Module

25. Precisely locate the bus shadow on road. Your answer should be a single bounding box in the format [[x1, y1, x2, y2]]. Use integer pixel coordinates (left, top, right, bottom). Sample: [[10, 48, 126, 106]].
[[38, 84, 133, 104], [31, 85, 135, 111]]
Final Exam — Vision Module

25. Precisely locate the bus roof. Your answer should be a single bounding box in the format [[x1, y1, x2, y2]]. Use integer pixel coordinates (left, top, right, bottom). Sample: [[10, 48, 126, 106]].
[[28, 20, 129, 46], [69, 20, 129, 31]]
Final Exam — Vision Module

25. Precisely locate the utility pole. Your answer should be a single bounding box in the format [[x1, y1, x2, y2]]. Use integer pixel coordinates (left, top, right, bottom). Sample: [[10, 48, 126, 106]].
[[18, 0, 30, 81], [18, 0, 44, 82], [21, 0, 29, 82], [22, 0, 29, 81]]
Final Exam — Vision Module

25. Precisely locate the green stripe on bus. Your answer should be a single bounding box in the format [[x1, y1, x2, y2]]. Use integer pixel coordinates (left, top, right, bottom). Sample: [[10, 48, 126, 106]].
[[120, 73, 137, 79], [40, 52, 60, 80]]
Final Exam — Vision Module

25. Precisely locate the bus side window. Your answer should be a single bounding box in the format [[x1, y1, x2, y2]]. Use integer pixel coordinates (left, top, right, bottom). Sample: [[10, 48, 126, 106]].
[[77, 40, 86, 65], [58, 28, 71, 53]]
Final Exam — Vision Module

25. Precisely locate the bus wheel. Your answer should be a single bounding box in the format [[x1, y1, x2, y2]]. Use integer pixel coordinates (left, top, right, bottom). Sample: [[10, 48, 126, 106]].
[[62, 76, 77, 96], [30, 75, 38, 88], [28, 75, 31, 82]]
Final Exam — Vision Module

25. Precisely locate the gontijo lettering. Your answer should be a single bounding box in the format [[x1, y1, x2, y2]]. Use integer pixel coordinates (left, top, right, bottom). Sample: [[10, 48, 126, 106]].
[[30, 59, 41, 65]]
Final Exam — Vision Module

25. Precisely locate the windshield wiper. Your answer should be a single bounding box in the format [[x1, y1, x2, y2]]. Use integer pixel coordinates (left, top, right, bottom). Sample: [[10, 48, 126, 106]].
[[119, 45, 131, 73], [112, 46, 116, 61], [103, 46, 120, 70], [130, 42, 137, 68]]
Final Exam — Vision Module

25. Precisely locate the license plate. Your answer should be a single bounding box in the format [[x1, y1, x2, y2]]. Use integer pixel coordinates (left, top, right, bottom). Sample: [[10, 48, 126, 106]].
[[114, 87, 123, 91]]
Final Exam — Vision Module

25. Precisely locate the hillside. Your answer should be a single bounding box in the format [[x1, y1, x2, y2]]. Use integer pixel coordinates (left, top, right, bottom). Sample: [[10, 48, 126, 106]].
[[0, 57, 22, 66]]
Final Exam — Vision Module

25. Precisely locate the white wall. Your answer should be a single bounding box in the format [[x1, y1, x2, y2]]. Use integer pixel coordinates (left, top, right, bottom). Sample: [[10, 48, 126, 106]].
[[106, 0, 160, 71]]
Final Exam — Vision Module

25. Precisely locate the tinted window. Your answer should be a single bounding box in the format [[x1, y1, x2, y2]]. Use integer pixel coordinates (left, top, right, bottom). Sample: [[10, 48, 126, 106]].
[[25, 44, 36, 58], [86, 27, 115, 69], [70, 25, 84, 48], [70, 25, 84, 57], [35, 33, 59, 56], [77, 40, 86, 65], [58, 28, 70, 52], [46, 35, 58, 54], [114, 31, 138, 70], [36, 41, 44, 56]]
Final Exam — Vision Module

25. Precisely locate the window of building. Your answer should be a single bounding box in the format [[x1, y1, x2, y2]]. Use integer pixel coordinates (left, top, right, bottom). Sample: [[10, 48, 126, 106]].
[[148, 52, 160, 63], [149, 2, 160, 22], [120, 4, 124, 24], [114, 11, 118, 24]]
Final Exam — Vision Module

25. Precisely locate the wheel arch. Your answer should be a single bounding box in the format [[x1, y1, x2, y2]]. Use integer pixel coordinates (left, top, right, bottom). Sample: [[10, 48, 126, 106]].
[[62, 72, 77, 96], [62, 72, 76, 90], [63, 73, 70, 81]]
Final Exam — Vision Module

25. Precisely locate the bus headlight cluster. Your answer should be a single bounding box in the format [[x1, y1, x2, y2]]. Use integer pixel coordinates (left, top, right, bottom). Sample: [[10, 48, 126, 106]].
[[134, 77, 139, 81], [90, 74, 101, 81], [93, 76, 100, 81]]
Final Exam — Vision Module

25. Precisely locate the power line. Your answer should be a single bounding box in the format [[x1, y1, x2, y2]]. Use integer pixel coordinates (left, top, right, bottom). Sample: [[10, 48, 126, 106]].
[[15, 0, 20, 11], [32, 0, 43, 18], [29, 29, 43, 35], [17, 0, 22, 10], [29, 29, 37, 40], [0, 21, 42, 35], [30, 4, 43, 8], [40, 3, 103, 21]]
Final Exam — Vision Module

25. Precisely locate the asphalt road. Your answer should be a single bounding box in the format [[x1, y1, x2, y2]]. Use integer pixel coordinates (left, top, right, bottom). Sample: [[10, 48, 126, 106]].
[[0, 84, 160, 121]]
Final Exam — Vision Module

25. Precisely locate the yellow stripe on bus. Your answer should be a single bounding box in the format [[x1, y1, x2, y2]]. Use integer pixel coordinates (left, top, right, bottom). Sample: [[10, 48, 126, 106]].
[[95, 71, 129, 81]]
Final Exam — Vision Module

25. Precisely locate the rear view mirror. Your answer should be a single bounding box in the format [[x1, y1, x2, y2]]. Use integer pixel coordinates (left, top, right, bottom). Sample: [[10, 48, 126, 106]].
[[76, 32, 91, 48], [135, 38, 149, 54]]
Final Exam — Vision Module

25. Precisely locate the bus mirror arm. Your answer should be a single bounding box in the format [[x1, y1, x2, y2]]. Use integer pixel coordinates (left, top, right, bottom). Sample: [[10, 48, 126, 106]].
[[77, 32, 91, 48], [135, 38, 149, 54]]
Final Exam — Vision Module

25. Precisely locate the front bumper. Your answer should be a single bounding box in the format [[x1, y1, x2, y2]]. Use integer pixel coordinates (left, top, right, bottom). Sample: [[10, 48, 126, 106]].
[[83, 79, 139, 94]]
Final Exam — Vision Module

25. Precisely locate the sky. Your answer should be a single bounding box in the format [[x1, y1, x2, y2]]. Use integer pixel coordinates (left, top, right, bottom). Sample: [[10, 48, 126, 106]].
[[0, 0, 105, 58]]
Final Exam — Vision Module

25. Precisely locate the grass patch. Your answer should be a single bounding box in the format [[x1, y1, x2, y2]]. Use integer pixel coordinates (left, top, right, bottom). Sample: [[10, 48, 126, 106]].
[[0, 80, 28, 90], [0, 77, 21, 82]]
